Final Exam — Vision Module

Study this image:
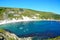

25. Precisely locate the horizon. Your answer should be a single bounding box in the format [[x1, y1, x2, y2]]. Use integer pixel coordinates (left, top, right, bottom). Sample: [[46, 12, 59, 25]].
[[0, 0, 60, 14]]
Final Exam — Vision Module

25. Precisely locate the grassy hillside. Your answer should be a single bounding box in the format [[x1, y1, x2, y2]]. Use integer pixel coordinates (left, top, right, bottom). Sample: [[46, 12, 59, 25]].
[[0, 7, 60, 20]]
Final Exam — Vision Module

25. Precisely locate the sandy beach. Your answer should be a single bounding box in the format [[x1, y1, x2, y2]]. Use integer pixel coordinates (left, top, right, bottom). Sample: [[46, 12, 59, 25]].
[[0, 19, 60, 25], [0, 19, 38, 25]]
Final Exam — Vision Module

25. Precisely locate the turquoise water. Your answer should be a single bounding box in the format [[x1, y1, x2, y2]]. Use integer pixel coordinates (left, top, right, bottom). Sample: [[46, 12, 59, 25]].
[[0, 21, 60, 38]]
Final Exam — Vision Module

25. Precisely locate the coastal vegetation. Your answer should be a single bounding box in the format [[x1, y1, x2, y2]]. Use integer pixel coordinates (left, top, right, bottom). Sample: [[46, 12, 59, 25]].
[[0, 7, 60, 20], [0, 29, 18, 40]]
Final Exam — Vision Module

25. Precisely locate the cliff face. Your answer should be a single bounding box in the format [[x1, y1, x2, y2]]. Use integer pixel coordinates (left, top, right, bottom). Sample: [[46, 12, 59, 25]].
[[0, 7, 60, 20]]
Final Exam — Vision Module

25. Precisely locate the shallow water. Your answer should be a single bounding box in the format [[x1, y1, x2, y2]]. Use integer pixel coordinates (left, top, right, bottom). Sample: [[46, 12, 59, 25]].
[[0, 21, 60, 38]]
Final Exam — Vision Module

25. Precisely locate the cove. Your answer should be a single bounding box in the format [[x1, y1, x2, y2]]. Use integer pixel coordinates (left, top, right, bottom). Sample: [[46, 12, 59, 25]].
[[0, 21, 60, 38]]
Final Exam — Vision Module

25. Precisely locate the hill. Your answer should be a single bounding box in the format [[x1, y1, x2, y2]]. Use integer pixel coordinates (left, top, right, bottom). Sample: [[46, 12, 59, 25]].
[[0, 7, 60, 20]]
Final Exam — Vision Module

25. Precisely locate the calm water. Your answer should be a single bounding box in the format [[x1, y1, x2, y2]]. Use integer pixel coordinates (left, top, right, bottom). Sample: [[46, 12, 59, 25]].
[[0, 21, 60, 38]]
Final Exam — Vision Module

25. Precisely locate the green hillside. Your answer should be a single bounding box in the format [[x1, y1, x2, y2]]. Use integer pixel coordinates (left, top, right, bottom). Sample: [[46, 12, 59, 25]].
[[0, 7, 60, 20]]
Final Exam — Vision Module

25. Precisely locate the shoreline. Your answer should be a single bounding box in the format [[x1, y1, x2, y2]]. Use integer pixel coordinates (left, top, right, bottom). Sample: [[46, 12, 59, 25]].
[[0, 19, 60, 25]]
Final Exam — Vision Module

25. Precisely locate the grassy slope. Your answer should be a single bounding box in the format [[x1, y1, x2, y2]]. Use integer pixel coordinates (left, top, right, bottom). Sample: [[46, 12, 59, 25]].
[[0, 7, 60, 20]]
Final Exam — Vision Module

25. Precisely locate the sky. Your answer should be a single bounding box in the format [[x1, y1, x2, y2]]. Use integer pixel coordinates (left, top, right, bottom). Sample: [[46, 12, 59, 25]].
[[0, 0, 60, 14]]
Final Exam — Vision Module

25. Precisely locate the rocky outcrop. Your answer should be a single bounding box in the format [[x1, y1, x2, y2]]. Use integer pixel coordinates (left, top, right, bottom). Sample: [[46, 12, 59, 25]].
[[0, 29, 33, 40]]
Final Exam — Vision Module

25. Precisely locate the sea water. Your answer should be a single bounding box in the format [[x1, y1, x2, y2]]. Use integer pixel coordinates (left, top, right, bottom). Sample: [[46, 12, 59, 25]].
[[0, 21, 60, 38]]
